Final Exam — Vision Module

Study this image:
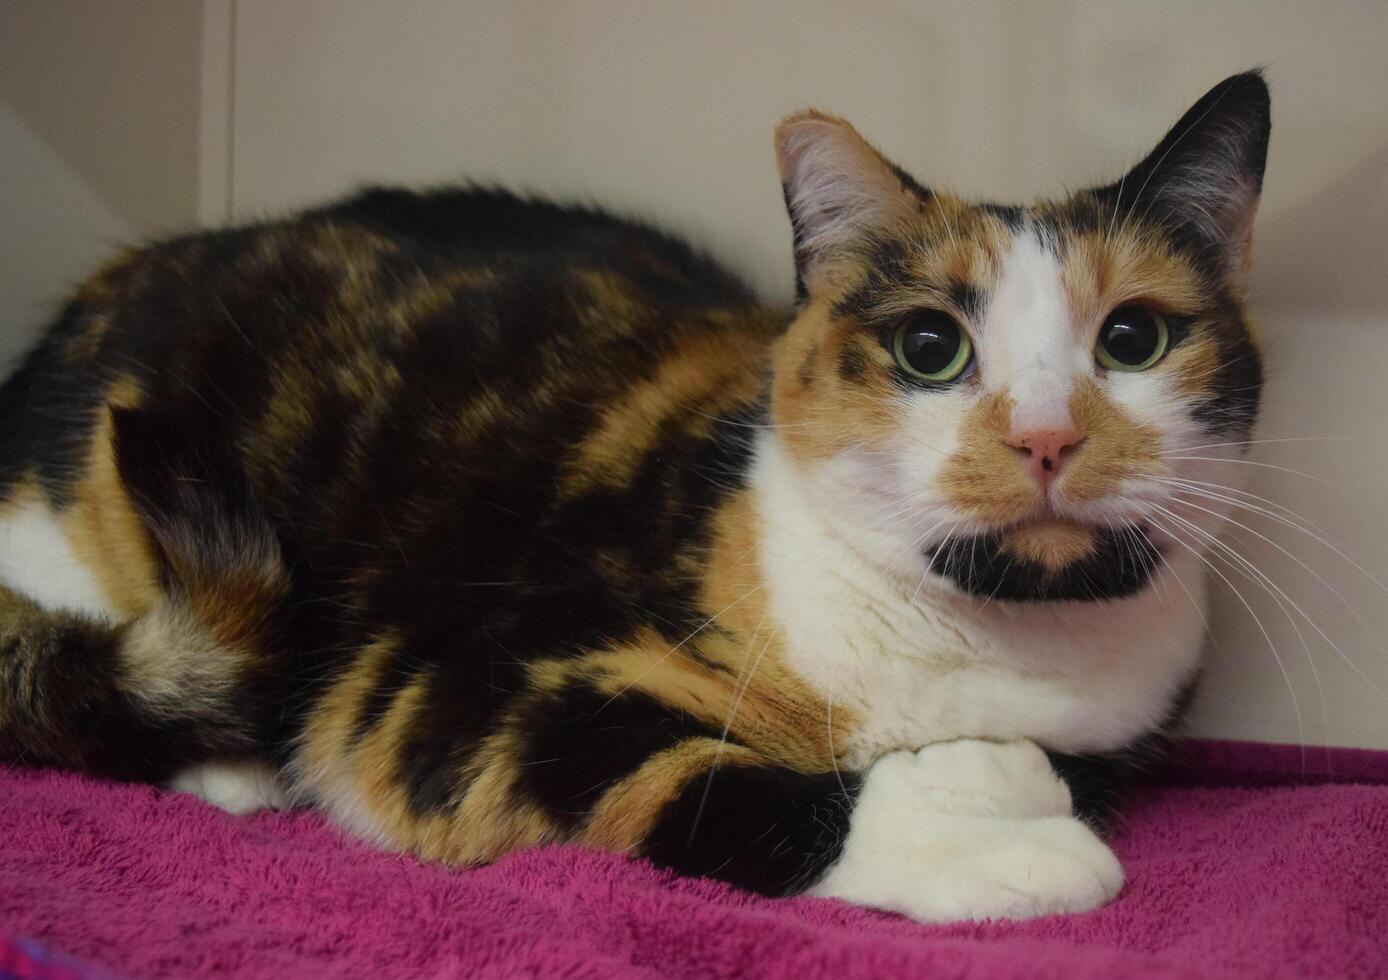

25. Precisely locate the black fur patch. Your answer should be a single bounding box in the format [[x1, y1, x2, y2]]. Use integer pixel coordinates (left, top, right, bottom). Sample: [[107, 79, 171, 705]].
[[515, 682, 717, 829], [1192, 316, 1263, 437], [830, 236, 920, 325], [0, 301, 112, 506], [927, 524, 1162, 602], [1087, 70, 1270, 284], [888, 163, 933, 203], [837, 343, 871, 383], [642, 762, 862, 897], [948, 279, 985, 323], [979, 204, 1024, 231]]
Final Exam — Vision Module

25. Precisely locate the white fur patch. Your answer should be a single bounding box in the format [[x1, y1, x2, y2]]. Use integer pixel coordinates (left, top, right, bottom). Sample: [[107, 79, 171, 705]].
[[0, 498, 117, 618], [810, 739, 1123, 922], [980, 230, 1089, 433], [753, 433, 1205, 766], [169, 759, 289, 815]]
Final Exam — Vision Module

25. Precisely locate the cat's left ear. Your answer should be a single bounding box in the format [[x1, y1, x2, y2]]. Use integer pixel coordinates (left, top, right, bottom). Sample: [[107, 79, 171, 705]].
[[776, 111, 927, 299], [1099, 70, 1271, 283]]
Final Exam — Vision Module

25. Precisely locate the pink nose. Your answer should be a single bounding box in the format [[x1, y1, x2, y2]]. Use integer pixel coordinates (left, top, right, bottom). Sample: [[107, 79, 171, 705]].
[[1004, 427, 1085, 490]]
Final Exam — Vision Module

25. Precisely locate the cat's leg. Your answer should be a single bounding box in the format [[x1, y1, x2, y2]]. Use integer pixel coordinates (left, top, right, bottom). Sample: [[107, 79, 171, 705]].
[[590, 742, 865, 898], [488, 682, 1118, 914], [582, 735, 1121, 920], [302, 668, 1120, 919], [298, 674, 867, 891], [808, 739, 1124, 921]]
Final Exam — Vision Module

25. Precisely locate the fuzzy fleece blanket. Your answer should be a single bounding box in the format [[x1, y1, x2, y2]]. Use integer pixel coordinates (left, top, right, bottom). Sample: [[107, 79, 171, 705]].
[[2, 741, 1387, 980]]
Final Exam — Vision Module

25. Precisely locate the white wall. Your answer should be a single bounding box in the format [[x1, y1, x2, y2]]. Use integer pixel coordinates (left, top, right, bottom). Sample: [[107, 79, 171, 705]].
[[3, 1, 1386, 749]]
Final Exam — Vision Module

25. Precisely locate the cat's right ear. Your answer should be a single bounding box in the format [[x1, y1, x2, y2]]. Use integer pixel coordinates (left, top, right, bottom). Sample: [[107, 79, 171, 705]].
[[775, 111, 927, 299], [1096, 71, 1271, 284]]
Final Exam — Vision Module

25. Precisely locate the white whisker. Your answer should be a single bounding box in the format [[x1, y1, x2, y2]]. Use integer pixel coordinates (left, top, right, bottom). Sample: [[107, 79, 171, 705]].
[[1162, 436, 1351, 455], [1163, 496, 1388, 704], [686, 612, 776, 844], [1160, 481, 1388, 596], [1161, 455, 1332, 484], [1148, 511, 1307, 767], [1155, 504, 1330, 747]]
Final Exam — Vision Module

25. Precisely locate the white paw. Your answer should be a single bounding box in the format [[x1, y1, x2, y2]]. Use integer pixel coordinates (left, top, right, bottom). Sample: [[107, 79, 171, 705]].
[[169, 759, 289, 815], [810, 739, 1124, 922]]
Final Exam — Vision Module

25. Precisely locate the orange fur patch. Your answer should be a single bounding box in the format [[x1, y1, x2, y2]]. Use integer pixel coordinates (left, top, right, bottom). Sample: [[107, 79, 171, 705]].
[[62, 377, 161, 618], [937, 390, 1040, 525], [1055, 227, 1207, 329], [581, 737, 758, 851], [564, 328, 771, 496], [1165, 328, 1224, 400], [770, 298, 901, 461], [1060, 379, 1163, 502], [999, 521, 1097, 571]]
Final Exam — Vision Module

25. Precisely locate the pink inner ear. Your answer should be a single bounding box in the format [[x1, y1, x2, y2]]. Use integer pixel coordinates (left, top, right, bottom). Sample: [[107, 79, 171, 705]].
[[774, 113, 921, 287]]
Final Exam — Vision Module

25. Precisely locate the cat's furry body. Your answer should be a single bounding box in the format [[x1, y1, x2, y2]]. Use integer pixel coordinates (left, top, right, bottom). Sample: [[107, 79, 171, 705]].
[[0, 73, 1269, 920]]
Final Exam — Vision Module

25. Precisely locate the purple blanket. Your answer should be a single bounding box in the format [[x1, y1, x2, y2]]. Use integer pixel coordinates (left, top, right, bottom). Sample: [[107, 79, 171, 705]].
[[3, 741, 1386, 979]]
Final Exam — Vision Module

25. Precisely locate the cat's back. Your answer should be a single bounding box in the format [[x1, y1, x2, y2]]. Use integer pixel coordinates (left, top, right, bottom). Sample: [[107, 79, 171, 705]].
[[322, 186, 757, 306], [0, 186, 782, 625], [8, 184, 763, 380], [1, 186, 776, 483]]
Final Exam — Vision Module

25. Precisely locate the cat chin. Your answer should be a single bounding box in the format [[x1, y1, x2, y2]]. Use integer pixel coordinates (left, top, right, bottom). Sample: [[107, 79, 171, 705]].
[[924, 522, 1161, 602]]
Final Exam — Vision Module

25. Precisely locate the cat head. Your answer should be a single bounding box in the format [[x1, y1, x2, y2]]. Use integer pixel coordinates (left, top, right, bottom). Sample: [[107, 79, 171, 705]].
[[769, 71, 1270, 602]]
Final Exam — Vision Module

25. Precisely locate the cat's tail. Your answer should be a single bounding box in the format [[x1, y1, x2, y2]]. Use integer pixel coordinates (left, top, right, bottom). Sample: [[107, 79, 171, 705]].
[[0, 407, 290, 782]]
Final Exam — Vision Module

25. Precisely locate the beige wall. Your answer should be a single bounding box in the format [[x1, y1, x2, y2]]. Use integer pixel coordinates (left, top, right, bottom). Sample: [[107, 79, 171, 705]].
[[0, 0, 202, 370], [2, 1, 1386, 748]]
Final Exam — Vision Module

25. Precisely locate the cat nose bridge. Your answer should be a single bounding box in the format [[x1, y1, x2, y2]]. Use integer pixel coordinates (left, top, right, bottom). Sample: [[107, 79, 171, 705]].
[[1006, 368, 1077, 435], [1003, 371, 1085, 489]]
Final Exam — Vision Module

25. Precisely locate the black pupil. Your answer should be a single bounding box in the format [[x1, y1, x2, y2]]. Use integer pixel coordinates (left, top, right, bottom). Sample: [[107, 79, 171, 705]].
[[901, 316, 961, 376], [1101, 307, 1159, 365]]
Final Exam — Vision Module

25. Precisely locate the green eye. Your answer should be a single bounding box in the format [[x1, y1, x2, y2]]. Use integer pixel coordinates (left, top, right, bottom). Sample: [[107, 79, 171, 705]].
[[892, 312, 973, 383], [1096, 305, 1170, 372]]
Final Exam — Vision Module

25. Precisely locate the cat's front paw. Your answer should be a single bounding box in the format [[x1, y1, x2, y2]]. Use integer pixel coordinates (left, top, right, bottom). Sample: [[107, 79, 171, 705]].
[[809, 739, 1124, 922]]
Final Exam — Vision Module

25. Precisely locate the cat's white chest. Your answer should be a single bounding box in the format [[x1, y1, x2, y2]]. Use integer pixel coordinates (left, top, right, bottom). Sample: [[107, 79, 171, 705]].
[[776, 574, 1202, 765], [753, 439, 1205, 766]]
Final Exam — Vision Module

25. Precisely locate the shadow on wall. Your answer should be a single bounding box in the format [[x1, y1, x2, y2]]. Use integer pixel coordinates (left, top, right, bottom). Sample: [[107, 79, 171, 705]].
[[1254, 139, 1388, 317], [0, 0, 201, 232], [0, 2, 201, 368]]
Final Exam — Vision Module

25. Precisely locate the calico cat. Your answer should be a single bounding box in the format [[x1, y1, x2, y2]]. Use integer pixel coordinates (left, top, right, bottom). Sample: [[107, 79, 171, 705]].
[[0, 71, 1268, 921]]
